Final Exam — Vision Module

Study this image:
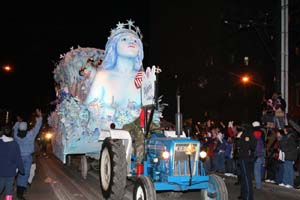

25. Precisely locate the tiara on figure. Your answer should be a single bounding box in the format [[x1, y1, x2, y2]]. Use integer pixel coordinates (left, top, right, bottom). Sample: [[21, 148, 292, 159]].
[[108, 19, 143, 40]]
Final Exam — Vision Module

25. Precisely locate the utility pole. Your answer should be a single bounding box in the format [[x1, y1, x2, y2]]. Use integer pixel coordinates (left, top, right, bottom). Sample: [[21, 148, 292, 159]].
[[281, 0, 289, 112]]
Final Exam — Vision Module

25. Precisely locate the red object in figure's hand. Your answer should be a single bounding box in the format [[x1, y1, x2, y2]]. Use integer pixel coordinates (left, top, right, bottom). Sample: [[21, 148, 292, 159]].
[[140, 109, 145, 128], [134, 71, 143, 88]]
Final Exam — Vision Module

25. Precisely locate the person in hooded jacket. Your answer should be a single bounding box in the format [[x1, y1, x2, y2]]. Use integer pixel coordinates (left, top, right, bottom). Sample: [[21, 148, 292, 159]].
[[0, 125, 24, 200], [14, 109, 42, 200]]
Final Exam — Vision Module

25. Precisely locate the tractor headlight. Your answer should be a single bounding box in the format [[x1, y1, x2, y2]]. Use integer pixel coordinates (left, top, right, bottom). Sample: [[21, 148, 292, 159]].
[[199, 150, 207, 159], [153, 158, 159, 163], [162, 151, 170, 160]]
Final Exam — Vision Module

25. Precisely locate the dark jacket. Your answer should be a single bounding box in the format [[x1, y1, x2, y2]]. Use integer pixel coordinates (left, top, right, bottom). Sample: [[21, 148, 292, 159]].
[[0, 135, 24, 177], [279, 131, 298, 161], [236, 129, 257, 161]]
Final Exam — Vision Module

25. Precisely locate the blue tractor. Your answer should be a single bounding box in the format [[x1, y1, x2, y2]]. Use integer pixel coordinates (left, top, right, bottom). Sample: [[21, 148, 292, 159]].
[[130, 131, 228, 200], [130, 94, 228, 200]]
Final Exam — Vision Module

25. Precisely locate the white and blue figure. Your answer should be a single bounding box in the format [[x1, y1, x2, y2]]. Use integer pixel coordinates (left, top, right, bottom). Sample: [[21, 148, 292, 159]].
[[49, 20, 155, 164], [85, 20, 144, 129]]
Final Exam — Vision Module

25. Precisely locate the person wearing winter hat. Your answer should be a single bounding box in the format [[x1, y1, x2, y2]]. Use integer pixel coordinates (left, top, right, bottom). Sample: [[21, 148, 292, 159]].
[[0, 125, 24, 200], [14, 109, 43, 200], [252, 121, 264, 190], [252, 121, 260, 128]]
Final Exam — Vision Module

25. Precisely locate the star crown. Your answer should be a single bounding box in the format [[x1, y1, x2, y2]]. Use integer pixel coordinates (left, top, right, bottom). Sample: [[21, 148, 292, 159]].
[[108, 19, 143, 40]]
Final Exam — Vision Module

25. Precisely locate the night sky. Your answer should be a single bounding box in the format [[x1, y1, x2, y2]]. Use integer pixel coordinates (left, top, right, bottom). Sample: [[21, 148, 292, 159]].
[[0, 1, 150, 115], [0, 1, 280, 123]]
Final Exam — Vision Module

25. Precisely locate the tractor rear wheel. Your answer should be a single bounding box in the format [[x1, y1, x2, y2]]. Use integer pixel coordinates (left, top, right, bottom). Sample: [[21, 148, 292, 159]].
[[99, 138, 127, 200]]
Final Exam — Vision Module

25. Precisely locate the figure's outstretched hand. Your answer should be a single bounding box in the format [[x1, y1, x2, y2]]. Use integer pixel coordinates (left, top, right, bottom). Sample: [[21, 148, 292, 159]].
[[36, 109, 42, 117]]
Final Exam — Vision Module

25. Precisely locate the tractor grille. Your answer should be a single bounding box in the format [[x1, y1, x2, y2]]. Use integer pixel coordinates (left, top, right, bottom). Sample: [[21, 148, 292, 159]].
[[173, 143, 199, 176]]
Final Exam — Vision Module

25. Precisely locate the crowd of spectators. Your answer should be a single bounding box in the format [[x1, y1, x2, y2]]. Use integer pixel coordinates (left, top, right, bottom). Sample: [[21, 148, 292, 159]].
[[192, 105, 300, 190]]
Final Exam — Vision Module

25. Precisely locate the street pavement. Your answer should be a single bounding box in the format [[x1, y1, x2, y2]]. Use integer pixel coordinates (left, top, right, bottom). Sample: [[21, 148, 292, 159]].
[[1, 153, 300, 200], [219, 173, 300, 200]]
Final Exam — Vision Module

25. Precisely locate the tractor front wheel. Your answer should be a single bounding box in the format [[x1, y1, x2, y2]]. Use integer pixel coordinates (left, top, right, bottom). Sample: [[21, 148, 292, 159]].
[[133, 176, 156, 200], [200, 174, 228, 200]]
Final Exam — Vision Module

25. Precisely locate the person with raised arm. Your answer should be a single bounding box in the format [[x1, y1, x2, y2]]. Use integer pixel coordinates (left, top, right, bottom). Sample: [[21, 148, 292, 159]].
[[14, 109, 43, 200]]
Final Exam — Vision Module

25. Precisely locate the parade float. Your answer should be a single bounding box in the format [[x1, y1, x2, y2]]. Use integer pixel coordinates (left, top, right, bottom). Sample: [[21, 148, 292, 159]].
[[48, 20, 228, 200]]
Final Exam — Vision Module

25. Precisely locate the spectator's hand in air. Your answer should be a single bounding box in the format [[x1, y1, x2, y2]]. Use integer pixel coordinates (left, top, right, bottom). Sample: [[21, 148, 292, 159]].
[[36, 109, 42, 117], [228, 121, 234, 128], [220, 121, 225, 128]]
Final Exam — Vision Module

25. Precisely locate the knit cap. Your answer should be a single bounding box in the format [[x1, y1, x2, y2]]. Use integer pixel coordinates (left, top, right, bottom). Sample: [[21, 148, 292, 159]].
[[19, 122, 28, 131]]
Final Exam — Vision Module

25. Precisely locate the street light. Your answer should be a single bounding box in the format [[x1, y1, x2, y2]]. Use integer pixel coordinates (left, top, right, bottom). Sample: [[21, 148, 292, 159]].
[[229, 71, 266, 91], [241, 74, 265, 91], [241, 74, 250, 84], [2, 65, 13, 73]]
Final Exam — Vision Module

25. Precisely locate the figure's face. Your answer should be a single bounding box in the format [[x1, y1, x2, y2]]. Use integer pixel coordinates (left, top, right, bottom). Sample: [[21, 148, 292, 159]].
[[117, 33, 139, 58]]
